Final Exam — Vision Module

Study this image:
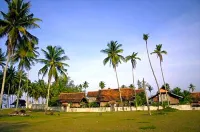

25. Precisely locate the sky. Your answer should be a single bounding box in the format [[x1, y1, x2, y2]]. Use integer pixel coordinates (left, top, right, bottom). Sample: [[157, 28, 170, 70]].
[[0, 0, 200, 95]]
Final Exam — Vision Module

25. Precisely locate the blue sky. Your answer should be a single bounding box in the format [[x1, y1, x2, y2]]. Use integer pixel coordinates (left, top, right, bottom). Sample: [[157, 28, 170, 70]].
[[0, 0, 200, 94]]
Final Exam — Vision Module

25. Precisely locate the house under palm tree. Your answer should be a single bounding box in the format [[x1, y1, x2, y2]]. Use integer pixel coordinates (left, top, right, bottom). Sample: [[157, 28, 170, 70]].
[[149, 88, 182, 104]]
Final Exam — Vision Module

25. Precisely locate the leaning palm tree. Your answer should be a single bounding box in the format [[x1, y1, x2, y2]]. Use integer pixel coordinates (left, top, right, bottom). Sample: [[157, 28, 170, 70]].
[[143, 78, 151, 115], [38, 45, 69, 114], [151, 44, 169, 105], [0, 48, 6, 69], [101, 41, 126, 102], [143, 34, 161, 108], [99, 81, 105, 89], [189, 84, 195, 92], [0, 0, 41, 108], [126, 52, 141, 109], [12, 38, 38, 110], [147, 84, 153, 97]]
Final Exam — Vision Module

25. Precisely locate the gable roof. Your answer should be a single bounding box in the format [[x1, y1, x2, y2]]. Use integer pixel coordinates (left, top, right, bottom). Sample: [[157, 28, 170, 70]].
[[149, 91, 183, 99], [87, 91, 99, 97], [191, 92, 200, 102], [97, 88, 144, 102], [59, 92, 86, 103]]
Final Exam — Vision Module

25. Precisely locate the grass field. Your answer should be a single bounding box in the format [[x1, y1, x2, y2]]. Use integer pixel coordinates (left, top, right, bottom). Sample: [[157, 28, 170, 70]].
[[0, 109, 200, 132]]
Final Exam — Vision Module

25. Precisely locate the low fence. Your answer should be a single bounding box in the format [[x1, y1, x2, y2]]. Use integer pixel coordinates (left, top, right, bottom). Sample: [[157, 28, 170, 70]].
[[28, 104, 200, 112]]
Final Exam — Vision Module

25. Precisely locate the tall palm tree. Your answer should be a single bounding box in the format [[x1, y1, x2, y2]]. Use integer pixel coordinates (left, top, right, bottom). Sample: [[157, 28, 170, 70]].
[[143, 34, 161, 108], [99, 81, 105, 89], [0, 48, 6, 69], [12, 38, 38, 110], [189, 84, 195, 92], [38, 45, 69, 113], [0, 0, 41, 108], [151, 44, 169, 105], [126, 52, 141, 109], [83, 81, 89, 92], [121, 85, 126, 88], [100, 41, 126, 102], [161, 83, 170, 91], [143, 78, 151, 115], [129, 84, 134, 88]]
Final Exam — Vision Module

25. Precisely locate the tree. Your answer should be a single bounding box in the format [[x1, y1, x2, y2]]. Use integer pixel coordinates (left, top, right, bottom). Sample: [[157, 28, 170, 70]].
[[161, 83, 170, 91], [121, 85, 126, 88], [137, 80, 142, 89], [143, 78, 151, 115], [188, 84, 195, 92], [38, 45, 69, 114], [126, 52, 141, 109], [100, 40, 126, 102], [99, 81, 105, 89], [0, 48, 6, 69], [171, 87, 182, 96], [0, 0, 41, 108], [83, 81, 89, 92], [147, 84, 153, 96], [129, 84, 135, 88], [151, 44, 169, 105], [143, 34, 161, 108], [12, 37, 38, 110]]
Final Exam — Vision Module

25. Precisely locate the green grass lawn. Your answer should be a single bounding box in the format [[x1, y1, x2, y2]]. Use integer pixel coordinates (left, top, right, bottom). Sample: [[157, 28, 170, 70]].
[[0, 109, 200, 132]]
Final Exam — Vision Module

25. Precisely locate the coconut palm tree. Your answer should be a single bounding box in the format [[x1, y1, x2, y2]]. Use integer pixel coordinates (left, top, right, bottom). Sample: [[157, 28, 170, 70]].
[[129, 84, 135, 88], [100, 41, 126, 102], [121, 85, 126, 88], [83, 81, 89, 92], [0, 48, 6, 69], [12, 38, 38, 110], [147, 84, 153, 97], [143, 34, 161, 108], [38, 45, 69, 113], [161, 83, 170, 91], [143, 78, 151, 115], [151, 44, 169, 105], [189, 84, 195, 92], [0, 0, 41, 108], [99, 81, 105, 89], [126, 52, 141, 109]]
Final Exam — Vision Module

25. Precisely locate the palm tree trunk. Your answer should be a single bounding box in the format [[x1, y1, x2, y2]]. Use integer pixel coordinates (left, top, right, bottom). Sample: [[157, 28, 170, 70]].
[[145, 40, 161, 109], [0, 51, 11, 109], [143, 78, 151, 115], [26, 71, 29, 109], [160, 61, 169, 106], [114, 67, 122, 102], [15, 70, 22, 110], [132, 67, 137, 110], [7, 83, 11, 108], [45, 77, 52, 114]]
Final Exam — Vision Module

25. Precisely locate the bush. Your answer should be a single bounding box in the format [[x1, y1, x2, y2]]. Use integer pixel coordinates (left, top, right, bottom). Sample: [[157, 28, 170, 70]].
[[48, 97, 60, 107], [88, 102, 99, 107]]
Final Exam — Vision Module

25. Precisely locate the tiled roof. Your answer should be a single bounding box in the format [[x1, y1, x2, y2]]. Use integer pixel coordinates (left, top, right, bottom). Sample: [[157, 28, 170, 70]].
[[87, 91, 99, 97], [191, 92, 200, 102], [97, 88, 144, 102], [59, 92, 86, 103]]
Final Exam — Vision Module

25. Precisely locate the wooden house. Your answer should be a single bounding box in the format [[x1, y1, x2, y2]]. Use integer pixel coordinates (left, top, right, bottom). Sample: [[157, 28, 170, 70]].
[[59, 92, 88, 108]]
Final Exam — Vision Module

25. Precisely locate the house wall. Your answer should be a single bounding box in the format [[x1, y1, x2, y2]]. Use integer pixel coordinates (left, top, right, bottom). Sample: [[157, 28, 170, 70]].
[[71, 103, 81, 108], [100, 102, 109, 107], [152, 94, 180, 105], [169, 96, 179, 104], [88, 97, 96, 103]]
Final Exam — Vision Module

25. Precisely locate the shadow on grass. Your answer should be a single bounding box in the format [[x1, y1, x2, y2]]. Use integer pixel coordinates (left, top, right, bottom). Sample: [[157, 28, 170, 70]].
[[0, 122, 29, 132], [137, 121, 150, 123]]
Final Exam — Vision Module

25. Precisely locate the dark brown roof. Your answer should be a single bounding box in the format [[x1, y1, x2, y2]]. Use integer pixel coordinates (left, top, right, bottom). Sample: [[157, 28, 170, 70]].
[[87, 91, 99, 97], [97, 88, 144, 102], [59, 92, 86, 103]]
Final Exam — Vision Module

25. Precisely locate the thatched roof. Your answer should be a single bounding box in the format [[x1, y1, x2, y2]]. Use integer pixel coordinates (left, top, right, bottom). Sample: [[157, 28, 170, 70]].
[[97, 88, 144, 102], [191, 92, 200, 102], [59, 92, 87, 103]]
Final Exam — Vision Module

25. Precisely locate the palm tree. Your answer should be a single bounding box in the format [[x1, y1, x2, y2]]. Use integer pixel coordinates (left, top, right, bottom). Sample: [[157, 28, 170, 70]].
[[189, 84, 195, 92], [83, 81, 89, 92], [137, 80, 142, 89], [12, 38, 38, 110], [161, 83, 170, 91], [121, 85, 126, 88], [129, 84, 135, 88], [147, 84, 153, 97], [0, 48, 6, 69], [126, 52, 141, 109], [38, 45, 69, 113], [151, 44, 169, 105], [100, 41, 126, 102], [99, 81, 105, 89], [143, 78, 151, 115], [143, 34, 161, 108], [0, 0, 41, 108]]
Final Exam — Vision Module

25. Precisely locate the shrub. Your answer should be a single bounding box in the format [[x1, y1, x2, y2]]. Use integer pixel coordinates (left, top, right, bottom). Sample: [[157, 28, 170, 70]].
[[89, 102, 99, 107]]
